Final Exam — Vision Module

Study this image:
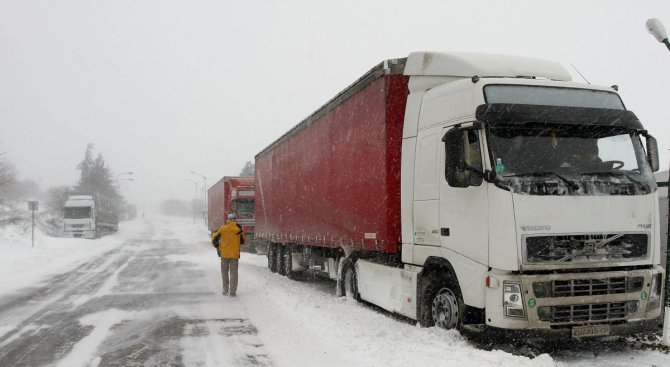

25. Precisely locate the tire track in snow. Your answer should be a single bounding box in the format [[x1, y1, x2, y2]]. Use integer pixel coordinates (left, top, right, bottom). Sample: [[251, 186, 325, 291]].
[[0, 245, 135, 366]]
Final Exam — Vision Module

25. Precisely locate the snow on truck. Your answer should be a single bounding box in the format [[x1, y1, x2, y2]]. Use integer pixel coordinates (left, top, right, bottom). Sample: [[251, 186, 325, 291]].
[[63, 194, 118, 238], [255, 51, 664, 339], [208, 176, 256, 250]]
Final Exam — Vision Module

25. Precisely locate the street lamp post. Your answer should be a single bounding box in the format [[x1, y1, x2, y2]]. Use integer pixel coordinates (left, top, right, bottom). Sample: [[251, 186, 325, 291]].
[[185, 178, 198, 224], [115, 171, 134, 189], [116, 178, 134, 189], [647, 17, 670, 345], [190, 170, 207, 226], [647, 18, 670, 52]]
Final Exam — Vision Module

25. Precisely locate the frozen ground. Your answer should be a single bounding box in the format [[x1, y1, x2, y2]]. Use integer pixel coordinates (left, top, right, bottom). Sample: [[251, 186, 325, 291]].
[[0, 215, 668, 366]]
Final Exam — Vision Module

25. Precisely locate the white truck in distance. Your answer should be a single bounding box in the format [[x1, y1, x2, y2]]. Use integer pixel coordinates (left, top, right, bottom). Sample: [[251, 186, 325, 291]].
[[63, 194, 118, 239], [259, 51, 664, 339]]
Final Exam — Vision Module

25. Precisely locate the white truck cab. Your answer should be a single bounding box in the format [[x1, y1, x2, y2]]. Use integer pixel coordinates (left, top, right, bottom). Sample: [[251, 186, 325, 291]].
[[63, 195, 97, 239], [359, 52, 663, 338]]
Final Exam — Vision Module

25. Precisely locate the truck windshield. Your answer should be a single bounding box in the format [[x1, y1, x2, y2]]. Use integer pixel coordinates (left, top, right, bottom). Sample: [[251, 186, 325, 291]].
[[64, 207, 92, 219], [488, 125, 656, 195], [231, 199, 255, 217]]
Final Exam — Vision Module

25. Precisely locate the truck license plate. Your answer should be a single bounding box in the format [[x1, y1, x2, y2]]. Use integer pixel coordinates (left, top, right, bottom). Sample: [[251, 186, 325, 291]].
[[571, 324, 610, 338]]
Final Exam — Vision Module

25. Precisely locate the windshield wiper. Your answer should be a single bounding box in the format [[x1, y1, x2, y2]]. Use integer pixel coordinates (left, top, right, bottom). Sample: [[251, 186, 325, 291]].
[[502, 171, 579, 190], [579, 171, 648, 191]]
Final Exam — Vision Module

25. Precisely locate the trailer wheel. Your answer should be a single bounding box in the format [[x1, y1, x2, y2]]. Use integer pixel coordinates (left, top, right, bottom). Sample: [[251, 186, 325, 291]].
[[276, 245, 286, 276], [339, 258, 360, 301], [282, 247, 298, 280], [431, 284, 463, 330], [268, 243, 277, 273]]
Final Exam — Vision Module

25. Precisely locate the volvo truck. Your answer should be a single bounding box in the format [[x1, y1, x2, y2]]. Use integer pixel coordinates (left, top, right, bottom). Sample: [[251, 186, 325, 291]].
[[255, 52, 664, 339]]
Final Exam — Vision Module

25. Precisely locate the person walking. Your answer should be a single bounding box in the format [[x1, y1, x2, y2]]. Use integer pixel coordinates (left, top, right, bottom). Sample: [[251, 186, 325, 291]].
[[211, 213, 244, 296]]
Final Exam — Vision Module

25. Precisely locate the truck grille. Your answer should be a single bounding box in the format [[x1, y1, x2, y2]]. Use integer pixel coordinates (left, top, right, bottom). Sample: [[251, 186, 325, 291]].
[[532, 276, 643, 298], [524, 233, 648, 264], [537, 301, 638, 323]]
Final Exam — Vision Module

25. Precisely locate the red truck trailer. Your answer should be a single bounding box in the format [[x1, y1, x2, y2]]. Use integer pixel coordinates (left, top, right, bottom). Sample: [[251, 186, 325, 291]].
[[255, 53, 664, 338], [255, 60, 408, 275], [208, 176, 256, 251]]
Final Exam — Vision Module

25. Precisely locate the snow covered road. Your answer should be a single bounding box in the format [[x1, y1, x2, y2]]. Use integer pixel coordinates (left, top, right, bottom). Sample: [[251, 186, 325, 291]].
[[0, 216, 668, 366]]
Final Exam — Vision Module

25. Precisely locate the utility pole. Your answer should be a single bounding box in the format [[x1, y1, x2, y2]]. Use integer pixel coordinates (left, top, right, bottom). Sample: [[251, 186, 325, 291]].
[[28, 201, 38, 247], [190, 170, 207, 226], [185, 178, 198, 224]]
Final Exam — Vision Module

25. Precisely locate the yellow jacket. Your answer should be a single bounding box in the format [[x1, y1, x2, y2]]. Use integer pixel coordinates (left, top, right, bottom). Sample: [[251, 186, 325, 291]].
[[211, 221, 243, 259]]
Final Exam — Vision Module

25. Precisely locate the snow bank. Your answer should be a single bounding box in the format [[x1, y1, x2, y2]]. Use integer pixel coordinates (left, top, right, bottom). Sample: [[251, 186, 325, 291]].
[[0, 215, 145, 296]]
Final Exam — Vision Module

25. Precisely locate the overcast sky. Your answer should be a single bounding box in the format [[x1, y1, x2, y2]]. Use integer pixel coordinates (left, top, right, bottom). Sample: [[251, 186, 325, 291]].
[[1, 0, 670, 210]]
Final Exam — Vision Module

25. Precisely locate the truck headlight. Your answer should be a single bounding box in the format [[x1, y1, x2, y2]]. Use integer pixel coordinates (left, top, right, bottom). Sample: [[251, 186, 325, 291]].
[[503, 281, 526, 318], [647, 273, 663, 310]]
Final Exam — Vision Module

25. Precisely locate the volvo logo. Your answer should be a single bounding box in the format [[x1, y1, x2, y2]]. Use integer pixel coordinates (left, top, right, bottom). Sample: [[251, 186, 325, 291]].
[[520, 225, 551, 231]]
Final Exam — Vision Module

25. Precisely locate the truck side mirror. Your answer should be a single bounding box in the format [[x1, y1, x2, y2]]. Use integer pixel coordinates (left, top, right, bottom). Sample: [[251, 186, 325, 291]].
[[643, 133, 660, 172], [443, 127, 470, 188]]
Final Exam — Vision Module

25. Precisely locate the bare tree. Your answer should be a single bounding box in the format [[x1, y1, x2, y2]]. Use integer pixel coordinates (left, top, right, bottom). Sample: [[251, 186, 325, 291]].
[[46, 185, 73, 212], [0, 151, 17, 204], [13, 179, 40, 199]]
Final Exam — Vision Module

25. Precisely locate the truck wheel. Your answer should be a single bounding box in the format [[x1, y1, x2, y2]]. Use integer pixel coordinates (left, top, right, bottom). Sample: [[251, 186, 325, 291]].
[[276, 245, 286, 276], [283, 247, 298, 280], [431, 284, 463, 330], [338, 258, 360, 301], [268, 243, 277, 273], [344, 265, 360, 301]]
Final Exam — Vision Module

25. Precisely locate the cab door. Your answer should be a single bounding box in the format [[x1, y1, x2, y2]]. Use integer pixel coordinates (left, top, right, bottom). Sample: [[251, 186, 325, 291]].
[[439, 125, 489, 266], [412, 126, 442, 247]]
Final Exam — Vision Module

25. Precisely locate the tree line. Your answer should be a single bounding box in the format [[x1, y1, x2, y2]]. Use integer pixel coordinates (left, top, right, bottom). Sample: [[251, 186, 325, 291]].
[[0, 143, 125, 214]]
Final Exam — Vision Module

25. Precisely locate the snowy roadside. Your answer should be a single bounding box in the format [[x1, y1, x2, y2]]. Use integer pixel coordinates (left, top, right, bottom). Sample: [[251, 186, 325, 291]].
[[233, 256, 670, 367], [231, 254, 555, 367], [0, 215, 146, 297]]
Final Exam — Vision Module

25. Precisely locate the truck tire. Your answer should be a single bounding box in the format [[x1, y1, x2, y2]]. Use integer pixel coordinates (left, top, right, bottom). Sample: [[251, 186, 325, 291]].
[[276, 245, 286, 276], [268, 243, 277, 273], [339, 258, 360, 301], [431, 286, 462, 329], [418, 273, 464, 329], [282, 247, 298, 280]]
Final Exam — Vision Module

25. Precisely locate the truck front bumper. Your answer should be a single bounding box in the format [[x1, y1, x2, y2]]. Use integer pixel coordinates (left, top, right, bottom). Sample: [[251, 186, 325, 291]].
[[63, 229, 95, 239], [484, 266, 664, 338], [464, 318, 660, 341]]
